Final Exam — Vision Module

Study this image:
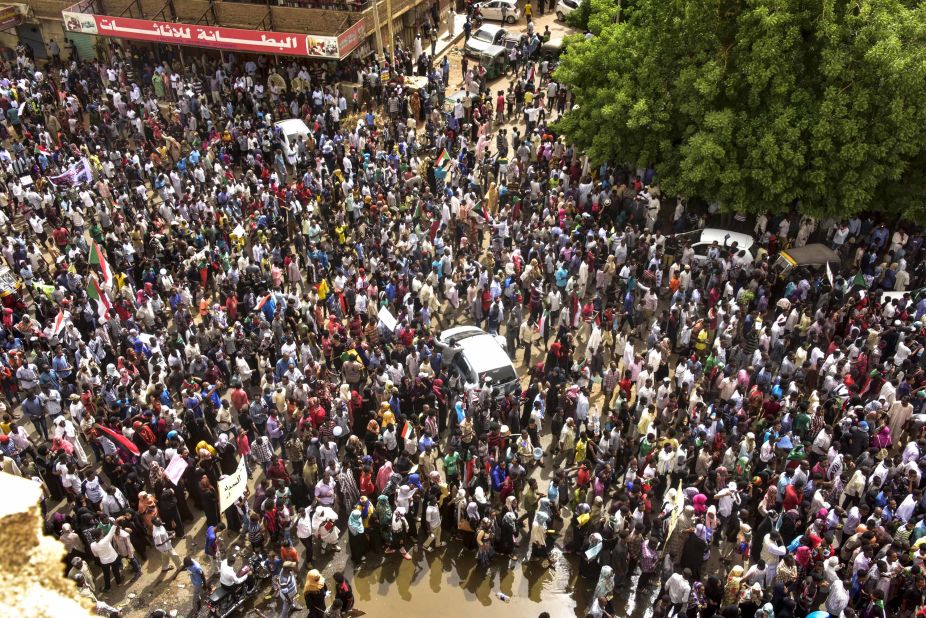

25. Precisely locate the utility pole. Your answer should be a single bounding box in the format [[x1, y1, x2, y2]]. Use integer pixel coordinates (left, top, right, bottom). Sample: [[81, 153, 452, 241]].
[[372, 0, 384, 58], [384, 0, 396, 63]]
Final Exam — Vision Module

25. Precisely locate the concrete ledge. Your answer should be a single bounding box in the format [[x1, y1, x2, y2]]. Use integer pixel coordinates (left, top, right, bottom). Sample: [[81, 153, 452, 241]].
[[0, 472, 95, 618]]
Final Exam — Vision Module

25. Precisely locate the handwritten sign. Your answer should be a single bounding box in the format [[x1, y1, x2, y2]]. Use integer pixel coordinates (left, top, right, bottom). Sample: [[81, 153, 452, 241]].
[[164, 454, 188, 486], [218, 456, 248, 512]]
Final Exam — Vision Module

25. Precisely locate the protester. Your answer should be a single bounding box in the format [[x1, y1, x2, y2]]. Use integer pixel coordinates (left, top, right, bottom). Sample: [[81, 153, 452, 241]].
[[1, 8, 924, 618]]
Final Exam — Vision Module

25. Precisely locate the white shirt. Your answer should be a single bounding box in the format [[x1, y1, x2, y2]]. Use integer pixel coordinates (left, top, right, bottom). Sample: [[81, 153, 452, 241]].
[[220, 559, 247, 586], [425, 504, 441, 528], [90, 526, 119, 564], [665, 573, 691, 604], [296, 511, 314, 540]]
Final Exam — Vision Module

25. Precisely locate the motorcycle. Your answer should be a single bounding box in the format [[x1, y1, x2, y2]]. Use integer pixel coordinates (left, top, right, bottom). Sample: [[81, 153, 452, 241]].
[[247, 549, 273, 581], [205, 550, 272, 617]]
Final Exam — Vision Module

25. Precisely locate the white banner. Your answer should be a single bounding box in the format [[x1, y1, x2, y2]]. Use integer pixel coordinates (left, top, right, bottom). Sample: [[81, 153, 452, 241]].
[[377, 306, 398, 332], [49, 157, 93, 187], [218, 456, 248, 511]]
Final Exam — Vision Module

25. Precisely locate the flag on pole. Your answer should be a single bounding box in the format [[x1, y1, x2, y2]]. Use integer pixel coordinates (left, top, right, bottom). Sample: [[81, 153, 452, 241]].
[[52, 309, 67, 336], [400, 422, 412, 439], [434, 148, 450, 168], [86, 275, 111, 321], [480, 201, 491, 222], [88, 240, 112, 285]]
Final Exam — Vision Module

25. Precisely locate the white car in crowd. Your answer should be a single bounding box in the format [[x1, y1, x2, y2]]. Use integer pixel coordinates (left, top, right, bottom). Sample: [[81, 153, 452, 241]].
[[273, 118, 311, 160], [464, 24, 509, 57], [675, 228, 756, 265], [475, 0, 521, 24], [436, 326, 519, 396], [554, 0, 580, 20]]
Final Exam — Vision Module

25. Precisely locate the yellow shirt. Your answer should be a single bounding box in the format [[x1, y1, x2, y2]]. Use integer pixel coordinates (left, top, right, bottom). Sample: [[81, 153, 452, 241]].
[[574, 438, 587, 464]]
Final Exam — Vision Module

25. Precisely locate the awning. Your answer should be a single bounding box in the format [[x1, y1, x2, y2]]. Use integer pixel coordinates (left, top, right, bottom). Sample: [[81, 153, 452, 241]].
[[0, 4, 24, 31], [61, 2, 365, 59]]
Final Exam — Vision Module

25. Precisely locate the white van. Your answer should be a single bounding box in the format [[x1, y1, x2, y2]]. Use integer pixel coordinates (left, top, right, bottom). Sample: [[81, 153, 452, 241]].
[[273, 118, 311, 161], [436, 325, 519, 396]]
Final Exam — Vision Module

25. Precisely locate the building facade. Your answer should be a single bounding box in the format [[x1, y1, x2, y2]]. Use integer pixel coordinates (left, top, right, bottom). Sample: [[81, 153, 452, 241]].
[[10, 0, 449, 64]]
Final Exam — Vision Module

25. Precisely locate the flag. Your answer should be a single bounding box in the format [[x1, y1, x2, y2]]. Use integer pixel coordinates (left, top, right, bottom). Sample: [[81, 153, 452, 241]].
[[52, 309, 66, 336], [825, 261, 834, 288], [852, 271, 866, 288], [434, 148, 450, 168], [88, 240, 112, 285], [401, 423, 412, 439], [49, 157, 93, 187], [31, 282, 55, 298], [95, 423, 140, 456], [537, 310, 549, 339], [86, 275, 111, 321], [255, 293, 272, 311]]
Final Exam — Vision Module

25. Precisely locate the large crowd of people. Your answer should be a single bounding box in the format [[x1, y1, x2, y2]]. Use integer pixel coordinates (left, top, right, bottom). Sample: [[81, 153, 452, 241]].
[[1, 5, 926, 618]]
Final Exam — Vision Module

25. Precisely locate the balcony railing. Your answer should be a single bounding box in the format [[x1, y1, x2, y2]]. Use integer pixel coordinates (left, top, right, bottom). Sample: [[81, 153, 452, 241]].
[[220, 0, 372, 12]]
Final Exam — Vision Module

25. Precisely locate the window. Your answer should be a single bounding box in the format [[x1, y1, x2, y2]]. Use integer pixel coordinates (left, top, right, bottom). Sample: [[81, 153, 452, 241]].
[[474, 29, 496, 43], [453, 356, 477, 385]]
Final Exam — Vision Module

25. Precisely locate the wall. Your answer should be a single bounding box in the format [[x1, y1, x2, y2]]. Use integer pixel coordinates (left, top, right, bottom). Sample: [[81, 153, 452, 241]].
[[0, 472, 96, 618]]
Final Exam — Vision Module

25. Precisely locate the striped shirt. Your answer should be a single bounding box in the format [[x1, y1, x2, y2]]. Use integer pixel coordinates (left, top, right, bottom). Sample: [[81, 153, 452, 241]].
[[277, 571, 297, 598]]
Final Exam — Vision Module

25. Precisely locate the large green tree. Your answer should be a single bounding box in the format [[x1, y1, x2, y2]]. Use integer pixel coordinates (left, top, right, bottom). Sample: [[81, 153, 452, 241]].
[[554, 0, 926, 220]]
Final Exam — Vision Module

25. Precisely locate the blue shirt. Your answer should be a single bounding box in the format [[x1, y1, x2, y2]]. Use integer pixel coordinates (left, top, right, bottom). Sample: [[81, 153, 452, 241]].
[[187, 560, 205, 587], [205, 526, 218, 557], [52, 354, 72, 378]]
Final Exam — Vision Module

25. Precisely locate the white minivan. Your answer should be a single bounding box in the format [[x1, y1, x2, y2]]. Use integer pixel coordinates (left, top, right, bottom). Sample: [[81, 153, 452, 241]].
[[436, 325, 519, 397], [273, 118, 311, 161]]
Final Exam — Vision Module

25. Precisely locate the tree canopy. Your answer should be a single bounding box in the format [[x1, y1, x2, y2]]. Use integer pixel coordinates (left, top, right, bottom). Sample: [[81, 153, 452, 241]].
[[554, 0, 926, 221]]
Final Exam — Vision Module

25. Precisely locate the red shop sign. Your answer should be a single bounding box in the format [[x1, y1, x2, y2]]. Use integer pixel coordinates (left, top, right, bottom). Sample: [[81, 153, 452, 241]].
[[62, 11, 365, 59]]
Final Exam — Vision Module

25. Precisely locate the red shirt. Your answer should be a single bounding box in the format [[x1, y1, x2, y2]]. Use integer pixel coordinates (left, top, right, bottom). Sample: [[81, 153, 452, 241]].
[[52, 226, 70, 247], [230, 388, 249, 411], [783, 483, 801, 511]]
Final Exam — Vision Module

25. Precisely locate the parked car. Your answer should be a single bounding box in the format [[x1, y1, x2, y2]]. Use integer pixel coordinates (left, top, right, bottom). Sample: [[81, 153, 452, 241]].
[[674, 228, 756, 265], [475, 0, 521, 23], [465, 24, 508, 57], [555, 0, 580, 20], [436, 326, 519, 396]]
